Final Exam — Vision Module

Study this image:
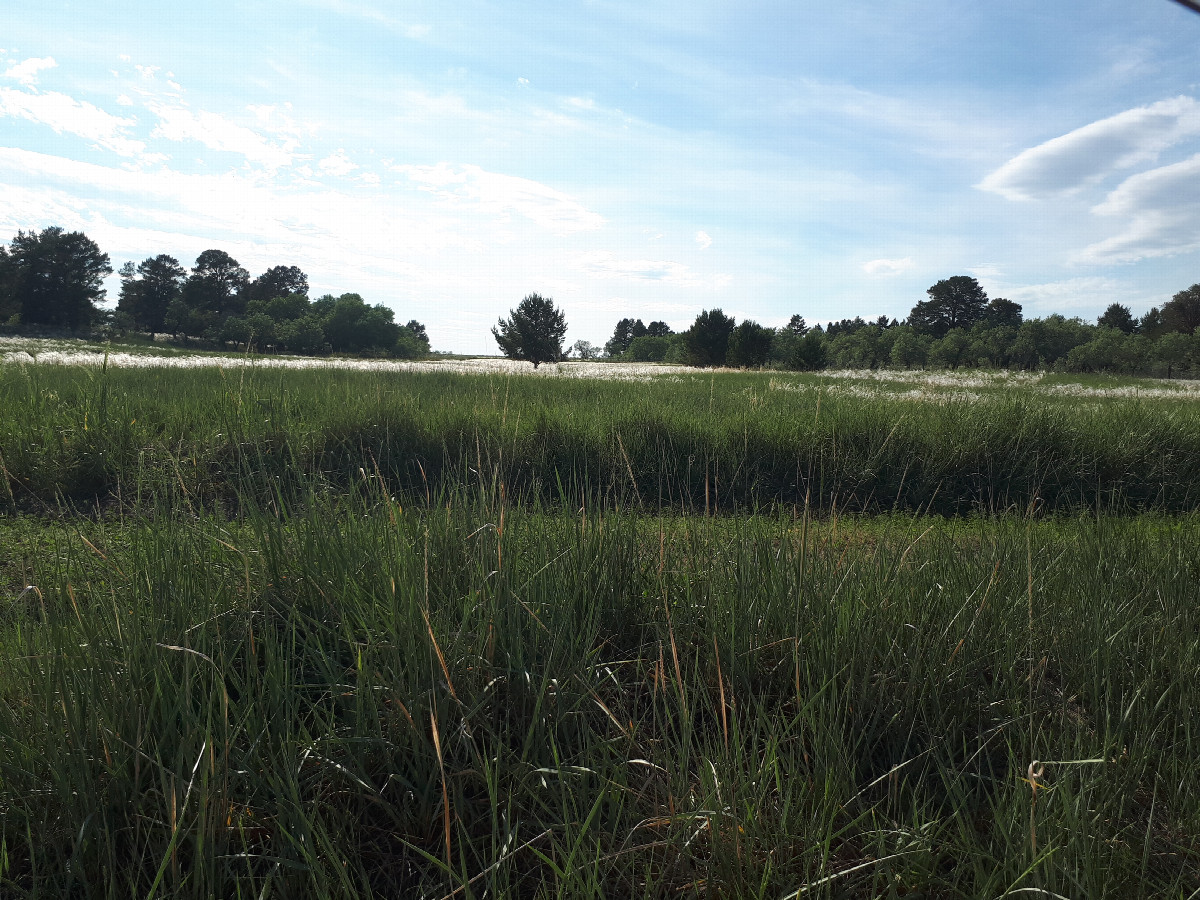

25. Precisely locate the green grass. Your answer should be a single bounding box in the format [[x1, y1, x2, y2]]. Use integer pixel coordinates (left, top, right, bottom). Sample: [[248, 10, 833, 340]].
[[1, 490, 1198, 896], [3, 363, 1200, 515], [1, 361, 1198, 897]]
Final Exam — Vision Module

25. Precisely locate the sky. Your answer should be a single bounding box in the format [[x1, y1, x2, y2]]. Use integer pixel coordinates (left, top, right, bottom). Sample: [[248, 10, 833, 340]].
[[2, 1, 1200, 353]]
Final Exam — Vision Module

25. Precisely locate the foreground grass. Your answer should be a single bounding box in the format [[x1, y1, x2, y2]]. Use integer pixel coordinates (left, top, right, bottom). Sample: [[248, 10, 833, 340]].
[[2, 490, 1198, 897], [3, 363, 1200, 515]]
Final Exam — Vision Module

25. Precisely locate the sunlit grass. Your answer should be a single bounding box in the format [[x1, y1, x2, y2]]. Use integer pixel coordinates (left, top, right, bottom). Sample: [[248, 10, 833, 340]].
[[2, 361, 1199, 515], [1, 489, 1197, 896]]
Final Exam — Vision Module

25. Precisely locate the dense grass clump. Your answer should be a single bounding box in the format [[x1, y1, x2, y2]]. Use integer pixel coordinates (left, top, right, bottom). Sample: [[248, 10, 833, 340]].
[[1, 486, 1198, 896], [2, 363, 1200, 514]]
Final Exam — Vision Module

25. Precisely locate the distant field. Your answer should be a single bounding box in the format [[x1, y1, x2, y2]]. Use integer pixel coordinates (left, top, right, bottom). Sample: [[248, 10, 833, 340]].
[[2, 352, 1199, 514], [1, 345, 1198, 897]]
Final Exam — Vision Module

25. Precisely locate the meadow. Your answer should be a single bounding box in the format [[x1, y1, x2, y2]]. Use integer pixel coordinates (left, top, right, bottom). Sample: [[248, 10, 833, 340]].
[[1, 351, 1199, 898]]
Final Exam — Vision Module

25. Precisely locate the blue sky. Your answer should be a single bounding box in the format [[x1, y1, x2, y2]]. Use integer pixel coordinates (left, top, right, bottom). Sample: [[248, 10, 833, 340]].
[[2, 1, 1200, 352]]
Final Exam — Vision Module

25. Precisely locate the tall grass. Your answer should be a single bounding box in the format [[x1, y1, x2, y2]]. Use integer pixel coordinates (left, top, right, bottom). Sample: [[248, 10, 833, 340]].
[[2, 363, 1200, 515], [2, 479, 1198, 896]]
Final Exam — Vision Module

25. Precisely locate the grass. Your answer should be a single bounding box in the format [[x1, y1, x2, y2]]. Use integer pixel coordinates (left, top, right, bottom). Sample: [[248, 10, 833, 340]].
[[1, 355, 1198, 897], [2, 489, 1198, 896], [3, 362, 1200, 515]]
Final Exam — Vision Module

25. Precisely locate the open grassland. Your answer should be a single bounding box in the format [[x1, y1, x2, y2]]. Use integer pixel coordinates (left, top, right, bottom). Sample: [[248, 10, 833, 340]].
[[3, 361, 1200, 515], [1, 356, 1199, 897], [1, 492, 1199, 897]]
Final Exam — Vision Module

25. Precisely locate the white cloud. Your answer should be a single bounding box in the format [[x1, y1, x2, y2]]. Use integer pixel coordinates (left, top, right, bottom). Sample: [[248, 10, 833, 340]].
[[149, 102, 296, 169], [135, 65, 160, 79], [517, 77, 530, 86], [966, 263, 1003, 279], [116, 94, 133, 106], [862, 257, 913, 276], [318, 149, 358, 176], [0, 87, 144, 157], [979, 96, 1200, 201], [572, 250, 719, 287], [1078, 153, 1200, 263], [396, 162, 604, 233], [695, 230, 712, 249], [1004, 276, 1126, 311], [3, 56, 57, 86]]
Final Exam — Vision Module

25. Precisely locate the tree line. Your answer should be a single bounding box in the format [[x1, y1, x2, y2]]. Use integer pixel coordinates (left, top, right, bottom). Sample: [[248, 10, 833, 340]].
[[0, 227, 430, 358], [580, 275, 1200, 377]]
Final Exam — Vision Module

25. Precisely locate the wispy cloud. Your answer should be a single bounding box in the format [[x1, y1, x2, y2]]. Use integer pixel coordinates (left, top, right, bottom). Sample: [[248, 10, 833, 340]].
[[318, 149, 357, 176], [1078, 153, 1200, 263], [862, 257, 913, 276], [0, 86, 144, 157], [978, 96, 1200, 201], [3, 56, 57, 86], [396, 162, 604, 234], [1003, 276, 1128, 312], [571, 250, 724, 288], [148, 101, 297, 169], [695, 230, 712, 249]]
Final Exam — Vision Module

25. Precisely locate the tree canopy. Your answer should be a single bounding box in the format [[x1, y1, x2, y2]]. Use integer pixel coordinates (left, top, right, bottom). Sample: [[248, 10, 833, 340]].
[[493, 293, 567, 367], [0, 227, 112, 331], [683, 308, 735, 367], [908, 276, 989, 337]]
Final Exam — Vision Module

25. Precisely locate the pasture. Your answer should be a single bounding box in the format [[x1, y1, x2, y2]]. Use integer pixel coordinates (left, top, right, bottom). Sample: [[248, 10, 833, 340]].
[[1, 351, 1198, 897]]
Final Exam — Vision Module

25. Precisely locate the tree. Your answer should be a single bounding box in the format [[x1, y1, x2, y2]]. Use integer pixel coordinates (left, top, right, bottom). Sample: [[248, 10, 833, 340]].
[[570, 339, 601, 360], [5, 227, 111, 331], [493, 293, 567, 367], [1162, 284, 1200, 335], [183, 249, 250, 325], [625, 335, 671, 362], [909, 276, 988, 338], [683, 308, 735, 367], [118, 254, 186, 332], [785, 314, 809, 336], [983, 297, 1023, 330], [605, 318, 645, 357], [1097, 302, 1137, 334], [646, 320, 672, 337], [1138, 306, 1167, 338], [726, 320, 774, 368], [0, 245, 15, 324], [321, 293, 401, 354], [1155, 332, 1193, 379], [244, 265, 308, 305], [394, 320, 430, 359], [889, 326, 929, 368]]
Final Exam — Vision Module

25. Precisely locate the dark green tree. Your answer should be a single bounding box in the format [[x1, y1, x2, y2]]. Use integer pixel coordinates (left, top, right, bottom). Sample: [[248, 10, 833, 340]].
[[493, 293, 567, 367], [117, 254, 186, 332], [182, 250, 249, 325], [1163, 284, 1200, 335], [785, 314, 809, 336], [321, 293, 401, 354], [0, 245, 15, 324], [4, 228, 111, 331], [244, 265, 309, 305], [726, 320, 774, 368], [982, 297, 1023, 330], [1138, 306, 1167, 338], [1097, 303, 1137, 334], [625, 335, 671, 362], [909, 276, 989, 338], [394, 320, 431, 359], [683, 308, 735, 367], [605, 318, 645, 357], [646, 320, 672, 337]]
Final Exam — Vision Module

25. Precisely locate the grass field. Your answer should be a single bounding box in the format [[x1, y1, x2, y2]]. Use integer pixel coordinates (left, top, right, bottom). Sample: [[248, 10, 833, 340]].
[[1, 352, 1199, 897]]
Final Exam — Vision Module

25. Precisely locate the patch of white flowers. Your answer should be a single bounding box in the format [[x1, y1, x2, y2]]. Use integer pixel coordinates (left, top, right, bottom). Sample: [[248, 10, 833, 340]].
[[4, 336, 1198, 398]]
